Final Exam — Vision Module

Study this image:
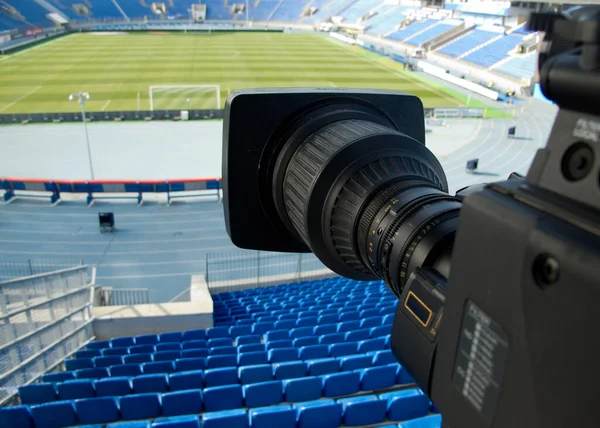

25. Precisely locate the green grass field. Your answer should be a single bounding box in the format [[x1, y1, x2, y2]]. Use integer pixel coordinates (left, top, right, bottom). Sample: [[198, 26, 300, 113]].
[[0, 32, 473, 114]]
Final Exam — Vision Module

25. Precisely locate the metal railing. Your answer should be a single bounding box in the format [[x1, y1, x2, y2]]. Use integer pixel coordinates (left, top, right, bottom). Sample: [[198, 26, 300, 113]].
[[169, 288, 191, 303], [96, 288, 150, 306], [205, 251, 337, 294], [0, 266, 93, 406], [0, 260, 84, 283]]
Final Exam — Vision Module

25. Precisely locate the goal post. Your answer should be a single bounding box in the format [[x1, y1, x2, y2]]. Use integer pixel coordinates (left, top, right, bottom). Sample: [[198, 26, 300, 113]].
[[149, 85, 221, 111]]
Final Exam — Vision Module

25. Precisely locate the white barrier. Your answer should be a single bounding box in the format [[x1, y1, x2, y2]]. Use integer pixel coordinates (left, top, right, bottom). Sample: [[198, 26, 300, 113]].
[[329, 31, 364, 46]]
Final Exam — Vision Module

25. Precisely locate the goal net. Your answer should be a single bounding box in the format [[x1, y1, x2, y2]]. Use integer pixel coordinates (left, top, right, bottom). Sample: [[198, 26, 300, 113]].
[[149, 85, 221, 111]]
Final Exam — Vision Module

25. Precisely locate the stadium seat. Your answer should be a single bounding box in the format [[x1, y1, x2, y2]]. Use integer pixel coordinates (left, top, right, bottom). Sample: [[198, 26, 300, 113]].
[[360, 365, 397, 390], [182, 329, 207, 342], [143, 361, 175, 374], [120, 393, 162, 420], [338, 394, 387, 426], [76, 349, 102, 359], [337, 320, 361, 333], [329, 342, 359, 358], [65, 358, 94, 371], [176, 357, 206, 372], [76, 397, 120, 424], [238, 351, 269, 366], [238, 343, 265, 353], [208, 338, 232, 348], [202, 408, 248, 428], [249, 404, 296, 428], [319, 332, 345, 345], [360, 309, 382, 319], [379, 388, 430, 421], [136, 334, 159, 345], [133, 373, 169, 393], [206, 326, 230, 339], [107, 422, 151, 428], [306, 358, 339, 376], [345, 329, 371, 342], [162, 390, 203, 417], [290, 327, 314, 339], [397, 365, 417, 385], [371, 324, 393, 338], [103, 347, 130, 356], [230, 325, 252, 338], [76, 367, 110, 379], [210, 346, 237, 356], [204, 367, 238, 387], [313, 324, 337, 336], [87, 341, 110, 350], [111, 337, 136, 348], [265, 329, 289, 341], [203, 384, 243, 411], [243, 380, 283, 407], [94, 356, 124, 368], [207, 354, 236, 369], [339, 354, 372, 371], [275, 320, 297, 330], [182, 340, 208, 350], [124, 353, 153, 364], [42, 372, 75, 383], [268, 347, 299, 363], [110, 363, 143, 377], [371, 349, 397, 366], [169, 370, 204, 391], [294, 399, 342, 428], [322, 371, 360, 397], [299, 344, 329, 360], [95, 376, 133, 397], [239, 364, 273, 385], [358, 337, 386, 353], [266, 339, 293, 350], [283, 376, 322, 402], [156, 343, 182, 352], [293, 336, 319, 348], [57, 379, 95, 400], [154, 350, 182, 361], [182, 349, 209, 359], [0, 405, 34, 428], [252, 322, 275, 335], [160, 332, 183, 343], [18, 383, 57, 405], [236, 334, 261, 345], [129, 345, 155, 354], [153, 414, 201, 428], [30, 400, 77, 428], [398, 414, 442, 427]]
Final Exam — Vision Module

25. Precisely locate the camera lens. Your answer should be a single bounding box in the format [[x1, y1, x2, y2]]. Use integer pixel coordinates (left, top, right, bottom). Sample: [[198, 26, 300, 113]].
[[271, 102, 461, 296]]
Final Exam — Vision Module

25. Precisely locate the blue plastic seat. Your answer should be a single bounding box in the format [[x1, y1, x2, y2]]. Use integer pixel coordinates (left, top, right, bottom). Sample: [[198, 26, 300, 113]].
[[299, 344, 329, 361], [202, 408, 248, 428], [360, 309, 382, 319], [176, 357, 206, 372], [379, 388, 430, 421], [103, 347, 130, 356], [123, 353, 153, 364], [361, 316, 383, 329], [345, 329, 371, 342], [238, 364, 273, 385], [318, 315, 339, 325], [210, 346, 237, 356], [30, 400, 77, 428], [169, 370, 204, 391], [338, 394, 387, 426], [380, 305, 396, 315], [154, 350, 182, 361], [111, 337, 136, 348], [129, 345, 155, 354], [182, 349, 209, 359], [76, 349, 102, 359], [275, 320, 297, 330], [236, 334, 261, 345], [95, 376, 133, 397], [398, 414, 442, 427], [360, 365, 397, 390], [322, 371, 360, 397], [159, 332, 183, 343], [319, 332, 345, 345], [252, 322, 275, 335], [339, 354, 372, 371], [269, 348, 299, 363], [329, 342, 358, 358], [314, 324, 337, 336], [371, 349, 397, 366], [238, 351, 268, 366], [265, 329, 289, 341], [182, 340, 208, 350], [143, 361, 175, 374], [206, 326, 230, 339], [162, 390, 203, 417], [258, 316, 279, 323], [204, 367, 238, 387], [110, 363, 143, 377], [87, 341, 110, 350], [306, 358, 339, 376], [120, 393, 162, 420], [76, 396, 120, 424], [208, 338, 232, 348], [279, 313, 299, 321], [94, 356, 124, 368], [293, 336, 319, 348], [153, 415, 201, 428], [249, 404, 296, 428], [207, 354, 236, 369], [76, 368, 110, 379], [238, 343, 265, 353], [340, 311, 361, 321], [290, 326, 315, 339], [107, 422, 151, 428], [42, 372, 75, 383], [0, 405, 33, 428], [65, 358, 94, 371], [243, 380, 283, 407], [337, 320, 361, 333], [133, 373, 169, 393], [182, 329, 207, 342], [294, 399, 342, 428], [230, 325, 253, 338], [136, 334, 159, 345], [283, 376, 322, 402], [18, 383, 57, 405], [358, 337, 386, 353], [371, 324, 393, 338], [156, 343, 182, 352], [203, 384, 243, 412], [266, 339, 293, 350]]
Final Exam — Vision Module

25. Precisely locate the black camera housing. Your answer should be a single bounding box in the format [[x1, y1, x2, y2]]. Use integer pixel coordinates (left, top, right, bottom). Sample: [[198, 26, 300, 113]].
[[222, 88, 426, 253]]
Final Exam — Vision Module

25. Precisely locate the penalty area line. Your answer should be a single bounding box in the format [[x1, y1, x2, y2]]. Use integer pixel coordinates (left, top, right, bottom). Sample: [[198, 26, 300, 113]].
[[0, 86, 42, 113], [101, 100, 112, 111]]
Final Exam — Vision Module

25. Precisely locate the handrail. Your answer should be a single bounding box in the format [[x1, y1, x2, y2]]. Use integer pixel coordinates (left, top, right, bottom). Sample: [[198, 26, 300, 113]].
[[0, 265, 87, 286]]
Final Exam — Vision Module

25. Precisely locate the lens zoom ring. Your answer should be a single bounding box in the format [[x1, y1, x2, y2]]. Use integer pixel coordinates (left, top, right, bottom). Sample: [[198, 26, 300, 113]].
[[283, 120, 392, 244]]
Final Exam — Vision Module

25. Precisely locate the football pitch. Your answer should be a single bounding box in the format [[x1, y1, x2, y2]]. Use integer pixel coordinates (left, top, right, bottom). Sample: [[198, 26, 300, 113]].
[[0, 32, 474, 114]]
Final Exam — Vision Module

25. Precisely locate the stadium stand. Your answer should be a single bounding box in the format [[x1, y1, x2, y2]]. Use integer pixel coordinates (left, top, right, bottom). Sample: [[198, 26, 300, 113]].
[[307, 0, 356, 23], [111, 0, 147, 20], [436, 28, 499, 58], [338, 0, 380, 23], [404, 20, 458, 46], [248, 0, 280, 21], [493, 53, 537, 80], [202, 0, 233, 20], [386, 19, 437, 43], [364, 5, 408, 35], [0, 277, 446, 427], [270, 0, 309, 22], [2, 0, 52, 27], [462, 32, 525, 67]]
